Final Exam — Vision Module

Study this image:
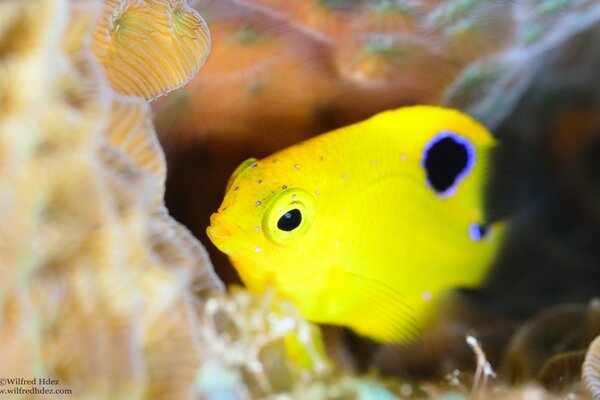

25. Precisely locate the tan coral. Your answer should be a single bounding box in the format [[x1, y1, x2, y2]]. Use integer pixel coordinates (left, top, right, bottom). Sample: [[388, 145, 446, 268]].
[[584, 334, 600, 399], [0, 0, 221, 399], [92, 0, 210, 100]]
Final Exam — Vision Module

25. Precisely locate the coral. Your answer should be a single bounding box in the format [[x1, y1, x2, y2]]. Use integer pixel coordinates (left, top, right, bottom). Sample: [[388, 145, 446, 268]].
[[194, 287, 401, 399], [584, 334, 600, 399], [156, 0, 600, 145], [500, 300, 600, 393], [0, 0, 220, 398], [92, 0, 211, 100]]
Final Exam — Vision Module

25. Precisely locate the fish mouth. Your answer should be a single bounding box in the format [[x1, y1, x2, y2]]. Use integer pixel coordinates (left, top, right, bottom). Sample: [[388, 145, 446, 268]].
[[206, 213, 237, 255], [207, 213, 231, 239]]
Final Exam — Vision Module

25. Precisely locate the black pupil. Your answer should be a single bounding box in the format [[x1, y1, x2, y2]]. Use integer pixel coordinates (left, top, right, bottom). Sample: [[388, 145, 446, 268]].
[[425, 136, 469, 193], [277, 209, 302, 231]]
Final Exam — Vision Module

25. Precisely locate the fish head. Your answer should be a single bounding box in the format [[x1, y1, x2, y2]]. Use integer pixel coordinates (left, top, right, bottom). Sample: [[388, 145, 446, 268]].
[[207, 154, 333, 296]]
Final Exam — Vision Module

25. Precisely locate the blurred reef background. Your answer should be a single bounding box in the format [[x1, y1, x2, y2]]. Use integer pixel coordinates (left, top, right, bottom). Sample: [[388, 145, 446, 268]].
[[3, 0, 600, 398]]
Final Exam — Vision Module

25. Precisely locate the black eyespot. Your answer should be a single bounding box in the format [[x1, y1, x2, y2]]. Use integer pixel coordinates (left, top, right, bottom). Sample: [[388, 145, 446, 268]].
[[277, 209, 302, 231], [424, 133, 474, 195]]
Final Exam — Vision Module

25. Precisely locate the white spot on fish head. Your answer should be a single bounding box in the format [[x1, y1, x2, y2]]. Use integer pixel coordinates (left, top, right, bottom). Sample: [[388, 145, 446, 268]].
[[295, 164, 300, 169], [255, 247, 262, 253], [292, 194, 297, 200], [334, 242, 340, 247], [316, 189, 321, 195], [401, 154, 407, 160], [422, 291, 432, 301], [343, 173, 349, 179], [255, 201, 262, 206], [255, 226, 260, 231]]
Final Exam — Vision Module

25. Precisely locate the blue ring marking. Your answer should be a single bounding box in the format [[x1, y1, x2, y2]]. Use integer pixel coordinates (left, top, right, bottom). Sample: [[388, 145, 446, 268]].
[[469, 222, 489, 241], [421, 130, 476, 198]]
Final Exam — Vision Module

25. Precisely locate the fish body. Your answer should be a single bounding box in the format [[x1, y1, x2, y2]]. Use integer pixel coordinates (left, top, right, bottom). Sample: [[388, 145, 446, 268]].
[[207, 106, 503, 343]]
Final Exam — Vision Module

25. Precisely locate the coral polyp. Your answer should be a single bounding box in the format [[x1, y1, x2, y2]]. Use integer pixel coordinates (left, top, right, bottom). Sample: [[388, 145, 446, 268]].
[[93, 0, 211, 100]]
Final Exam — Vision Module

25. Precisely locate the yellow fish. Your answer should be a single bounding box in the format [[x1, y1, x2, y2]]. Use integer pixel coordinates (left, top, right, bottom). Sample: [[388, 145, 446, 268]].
[[207, 106, 503, 343]]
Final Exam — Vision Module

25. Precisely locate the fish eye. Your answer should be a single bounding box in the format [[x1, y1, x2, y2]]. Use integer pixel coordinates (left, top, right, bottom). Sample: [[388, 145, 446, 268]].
[[277, 209, 302, 231], [263, 188, 314, 245], [423, 131, 475, 196]]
